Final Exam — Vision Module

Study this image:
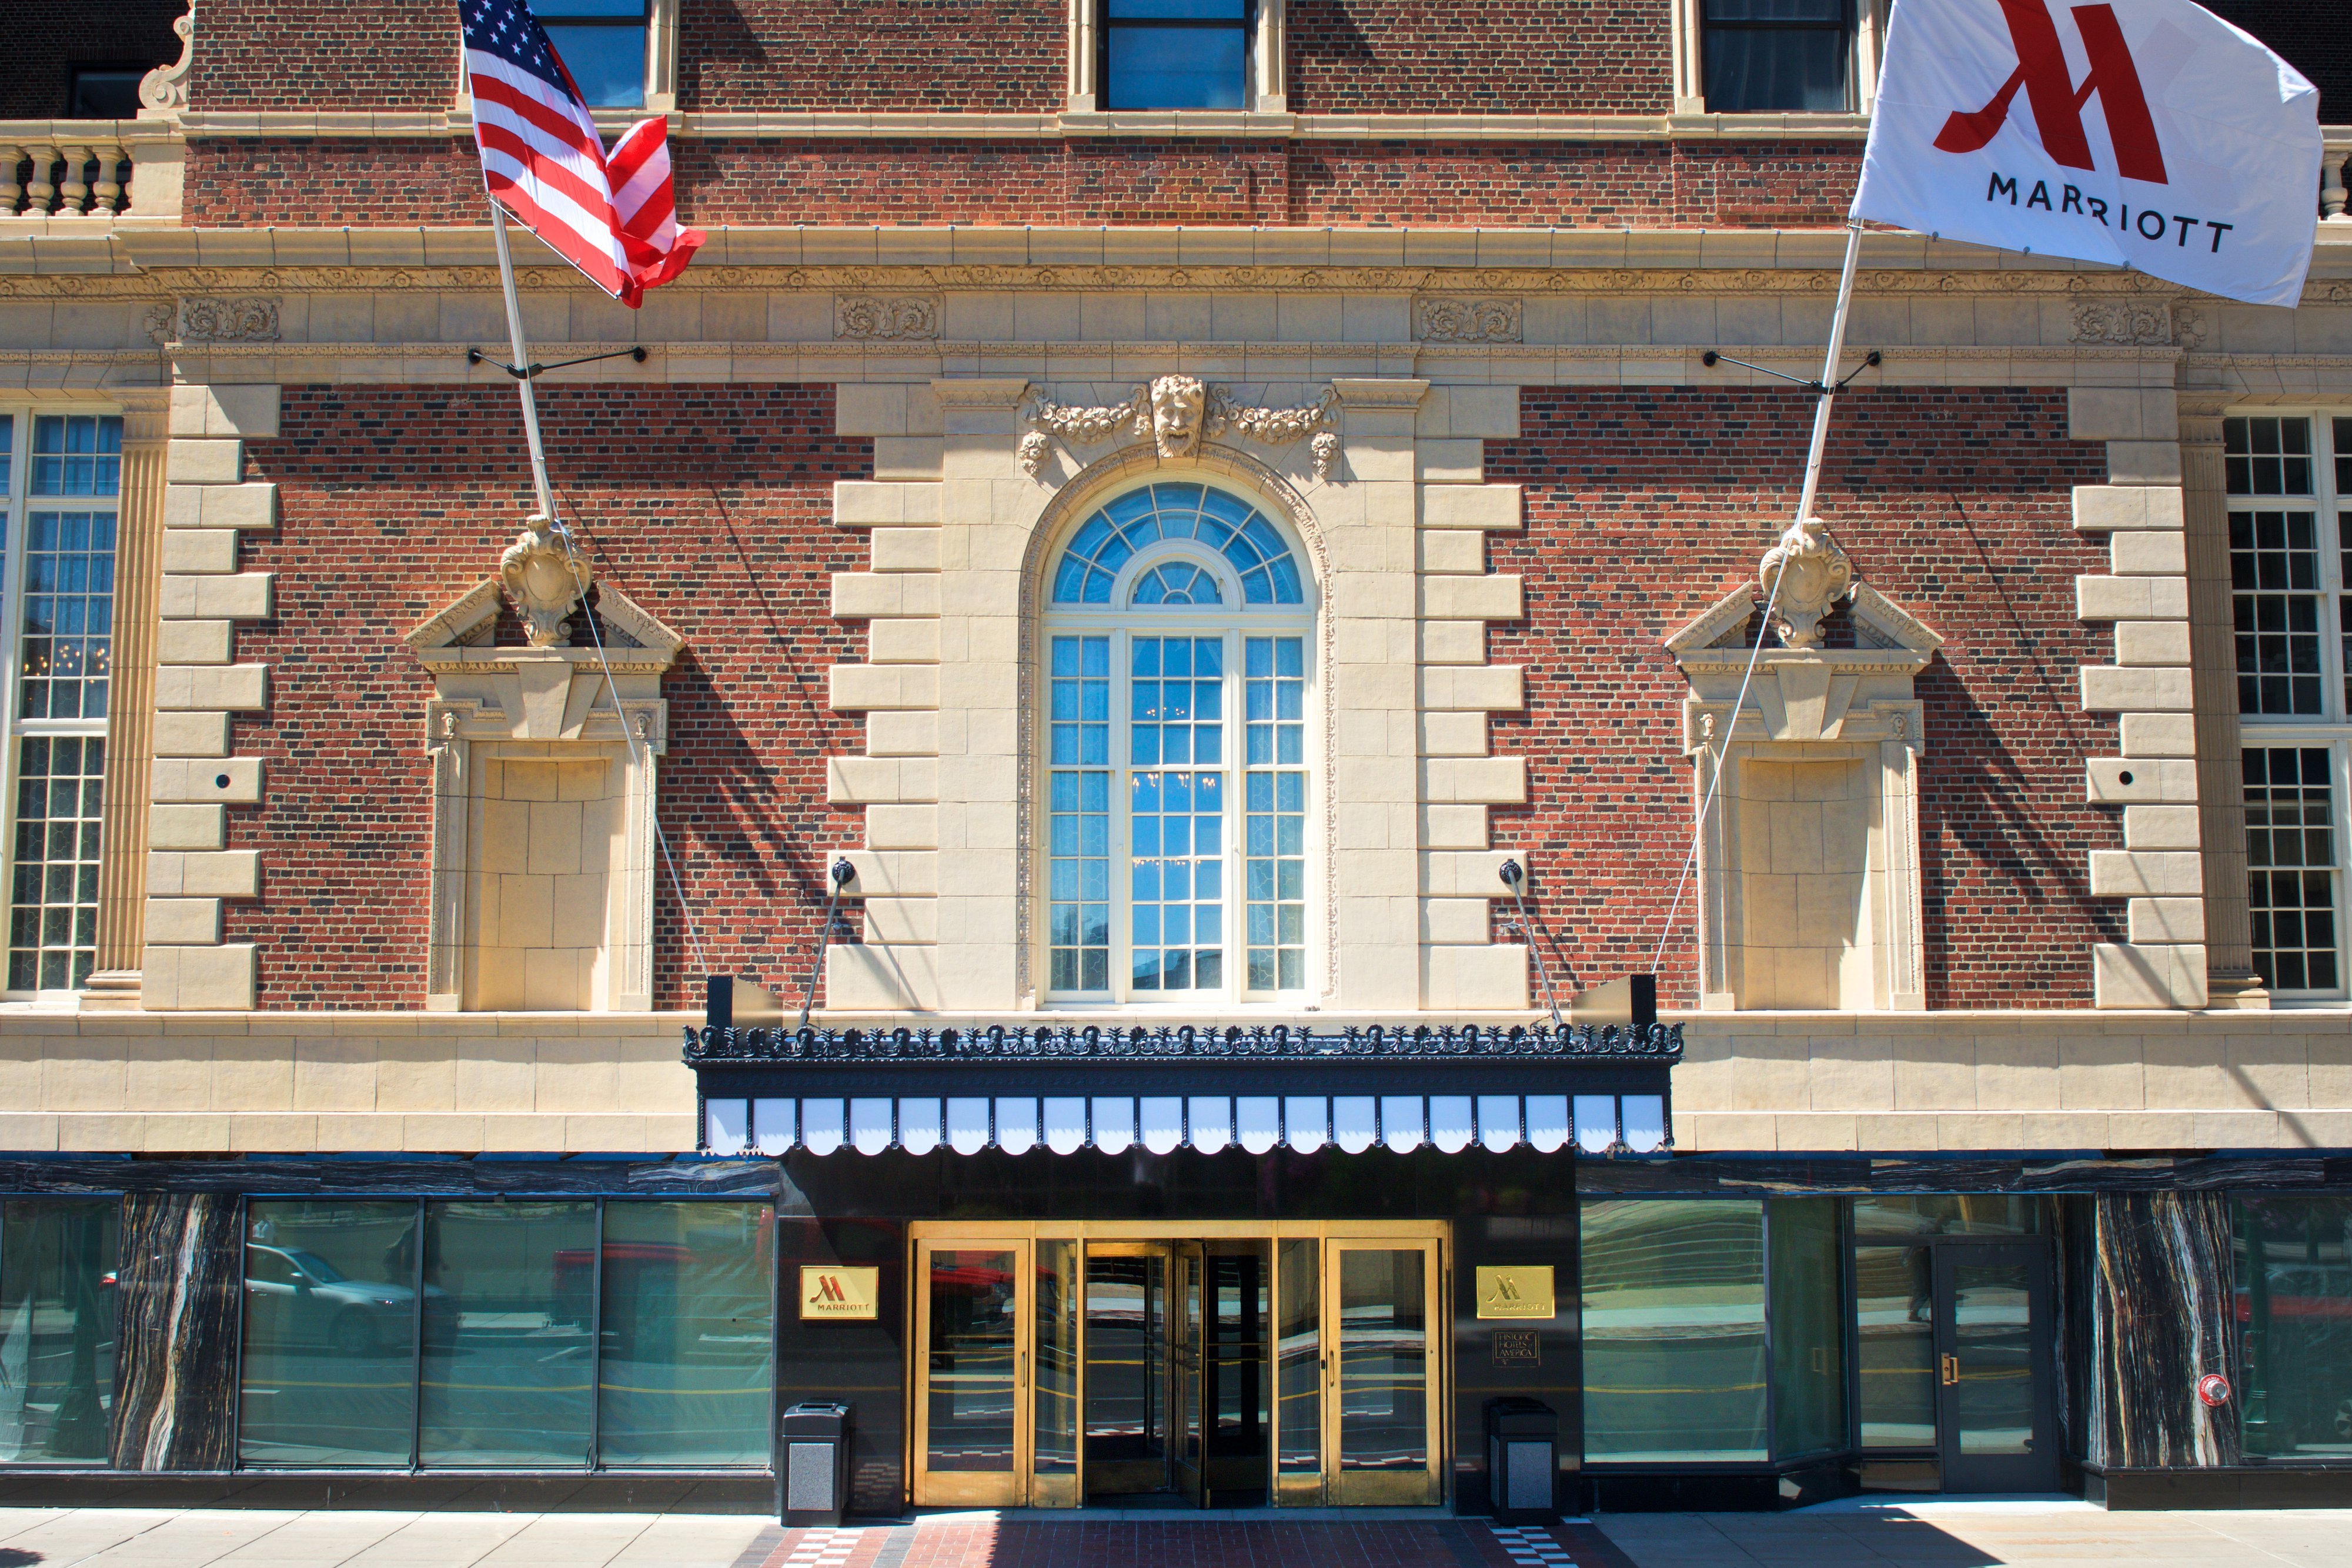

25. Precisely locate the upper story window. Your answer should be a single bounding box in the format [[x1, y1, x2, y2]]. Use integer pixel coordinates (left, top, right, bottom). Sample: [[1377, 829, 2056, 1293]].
[[1702, 0, 1856, 113], [1102, 0, 1251, 111], [1044, 482, 1312, 1004], [0, 411, 120, 995], [541, 0, 649, 109], [66, 68, 145, 119], [2229, 413, 2351, 1001]]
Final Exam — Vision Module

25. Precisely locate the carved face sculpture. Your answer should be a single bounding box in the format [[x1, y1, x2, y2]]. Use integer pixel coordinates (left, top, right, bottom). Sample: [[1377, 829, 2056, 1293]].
[[1149, 375, 1206, 459]]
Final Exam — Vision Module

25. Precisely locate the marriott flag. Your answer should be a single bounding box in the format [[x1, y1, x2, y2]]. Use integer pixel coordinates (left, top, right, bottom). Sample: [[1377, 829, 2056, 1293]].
[[1852, 0, 2321, 307]]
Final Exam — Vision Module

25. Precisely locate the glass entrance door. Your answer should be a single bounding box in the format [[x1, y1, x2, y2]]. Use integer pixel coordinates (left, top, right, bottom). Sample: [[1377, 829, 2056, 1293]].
[[1325, 1239, 1443, 1506], [913, 1238, 1030, 1506], [1933, 1242, 2057, 1492], [910, 1222, 1445, 1509]]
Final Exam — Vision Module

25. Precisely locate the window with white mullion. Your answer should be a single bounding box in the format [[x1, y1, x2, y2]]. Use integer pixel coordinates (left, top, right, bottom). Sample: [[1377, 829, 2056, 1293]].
[[0, 409, 121, 995], [1041, 480, 1314, 1005], [2227, 412, 2352, 1001]]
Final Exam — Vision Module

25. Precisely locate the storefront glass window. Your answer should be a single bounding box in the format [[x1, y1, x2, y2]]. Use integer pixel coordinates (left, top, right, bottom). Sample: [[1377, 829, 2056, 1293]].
[[1580, 1199, 1768, 1462], [239, 1201, 420, 1466], [420, 1201, 597, 1467], [1770, 1197, 1846, 1458], [1852, 1195, 2045, 1239], [1275, 1236, 1318, 1485], [597, 1201, 773, 1467], [0, 1199, 118, 1462], [2236, 1195, 2352, 1458], [1854, 1244, 1935, 1447]]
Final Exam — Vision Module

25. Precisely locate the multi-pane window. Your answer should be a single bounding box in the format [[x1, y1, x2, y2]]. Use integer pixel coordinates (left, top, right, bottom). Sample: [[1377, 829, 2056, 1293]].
[[1703, 0, 1856, 113], [1102, 0, 1251, 111], [2243, 749, 2340, 994], [538, 1, 649, 109], [1044, 482, 1312, 1002], [0, 411, 118, 993], [2231, 414, 2352, 1001]]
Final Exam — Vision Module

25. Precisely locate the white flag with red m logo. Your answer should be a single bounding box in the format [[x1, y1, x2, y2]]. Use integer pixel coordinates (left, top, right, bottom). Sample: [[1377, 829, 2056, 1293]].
[[1853, 0, 2321, 307]]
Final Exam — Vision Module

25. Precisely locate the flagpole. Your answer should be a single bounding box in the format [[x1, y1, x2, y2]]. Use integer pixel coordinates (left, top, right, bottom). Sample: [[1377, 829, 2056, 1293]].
[[487, 197, 558, 521], [1796, 218, 1865, 525]]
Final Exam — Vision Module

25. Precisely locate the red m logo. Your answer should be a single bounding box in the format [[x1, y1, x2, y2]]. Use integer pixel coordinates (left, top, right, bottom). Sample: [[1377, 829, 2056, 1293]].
[[1935, 0, 2168, 184]]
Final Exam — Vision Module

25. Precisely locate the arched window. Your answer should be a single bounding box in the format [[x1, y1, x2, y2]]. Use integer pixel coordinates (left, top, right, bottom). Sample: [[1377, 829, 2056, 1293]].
[[1043, 482, 1312, 1002]]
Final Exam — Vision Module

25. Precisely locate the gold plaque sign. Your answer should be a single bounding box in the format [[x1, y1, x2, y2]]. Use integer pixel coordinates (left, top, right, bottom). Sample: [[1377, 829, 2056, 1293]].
[[1476, 1265, 1555, 1320], [799, 1265, 880, 1320]]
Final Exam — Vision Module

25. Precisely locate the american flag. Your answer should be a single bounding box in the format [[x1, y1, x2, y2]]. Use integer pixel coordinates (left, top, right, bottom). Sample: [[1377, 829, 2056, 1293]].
[[460, 0, 701, 306]]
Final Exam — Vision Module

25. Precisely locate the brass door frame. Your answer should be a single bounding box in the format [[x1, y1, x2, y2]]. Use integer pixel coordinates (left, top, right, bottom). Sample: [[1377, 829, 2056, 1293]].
[[1081, 1240, 1180, 1500], [907, 1220, 1449, 1509], [911, 1234, 1034, 1507], [1322, 1236, 1446, 1506]]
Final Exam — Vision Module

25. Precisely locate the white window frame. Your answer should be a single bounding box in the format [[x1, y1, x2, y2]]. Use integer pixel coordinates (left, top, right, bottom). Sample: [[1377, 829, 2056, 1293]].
[[0, 402, 122, 1002], [1672, 0, 1887, 116], [1068, 0, 1285, 115], [455, 0, 680, 118], [1040, 484, 1319, 1008], [2228, 407, 2352, 1004]]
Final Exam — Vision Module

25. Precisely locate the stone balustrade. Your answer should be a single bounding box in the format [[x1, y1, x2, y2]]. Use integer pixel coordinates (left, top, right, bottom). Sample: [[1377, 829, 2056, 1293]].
[[1, 123, 182, 219], [2326, 132, 2350, 222]]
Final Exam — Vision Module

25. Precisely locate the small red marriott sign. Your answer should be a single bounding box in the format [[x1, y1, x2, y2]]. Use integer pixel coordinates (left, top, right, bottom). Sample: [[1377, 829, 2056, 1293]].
[[1853, 0, 2321, 307]]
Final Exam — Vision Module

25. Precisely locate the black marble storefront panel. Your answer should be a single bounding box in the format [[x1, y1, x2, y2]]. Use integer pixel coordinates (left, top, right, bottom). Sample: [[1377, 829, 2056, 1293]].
[[2087, 1191, 2243, 1469], [110, 1192, 242, 1470]]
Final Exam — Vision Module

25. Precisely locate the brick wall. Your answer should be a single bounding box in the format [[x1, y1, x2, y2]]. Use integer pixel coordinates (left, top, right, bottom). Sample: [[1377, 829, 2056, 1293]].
[[679, 0, 1064, 112], [1, 0, 186, 118], [225, 385, 872, 1011], [185, 136, 1862, 228], [1485, 388, 2124, 1010], [190, 0, 457, 111], [1288, 0, 1672, 114]]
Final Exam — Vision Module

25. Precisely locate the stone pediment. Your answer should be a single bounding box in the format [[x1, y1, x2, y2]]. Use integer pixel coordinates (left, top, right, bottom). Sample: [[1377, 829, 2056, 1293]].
[[1668, 581, 1939, 750], [403, 578, 685, 677], [1667, 581, 1940, 675]]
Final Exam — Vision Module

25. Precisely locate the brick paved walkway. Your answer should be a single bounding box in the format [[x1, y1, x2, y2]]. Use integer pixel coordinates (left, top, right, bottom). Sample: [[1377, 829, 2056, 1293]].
[[734, 1520, 1630, 1568]]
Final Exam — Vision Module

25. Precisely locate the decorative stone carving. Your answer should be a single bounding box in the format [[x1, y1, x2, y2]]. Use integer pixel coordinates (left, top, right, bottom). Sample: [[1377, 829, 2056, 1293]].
[[1027, 387, 1147, 444], [499, 519, 594, 648], [1413, 296, 1524, 343], [1759, 516, 1853, 650], [2071, 300, 2175, 346], [1311, 430, 1340, 483], [1208, 383, 1334, 444], [1148, 373, 1207, 457], [834, 294, 940, 340], [174, 298, 280, 343], [1017, 430, 1050, 478], [1023, 376, 1337, 468], [139, 4, 195, 116]]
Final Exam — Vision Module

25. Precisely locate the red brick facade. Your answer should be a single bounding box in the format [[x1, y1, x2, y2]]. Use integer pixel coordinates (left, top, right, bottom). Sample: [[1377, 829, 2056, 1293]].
[[223, 385, 872, 1011], [1286, 1, 1673, 115], [679, 1, 1065, 113], [185, 136, 1863, 229], [190, 0, 459, 111], [1485, 388, 2123, 1010]]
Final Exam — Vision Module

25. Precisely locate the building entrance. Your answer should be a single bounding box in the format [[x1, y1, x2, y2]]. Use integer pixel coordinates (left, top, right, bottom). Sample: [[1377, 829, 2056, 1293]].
[[908, 1222, 1445, 1509], [1933, 1241, 2058, 1492]]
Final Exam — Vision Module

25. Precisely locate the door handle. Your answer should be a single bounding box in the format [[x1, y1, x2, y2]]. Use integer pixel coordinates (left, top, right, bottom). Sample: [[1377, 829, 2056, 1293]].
[[1941, 1354, 1960, 1386]]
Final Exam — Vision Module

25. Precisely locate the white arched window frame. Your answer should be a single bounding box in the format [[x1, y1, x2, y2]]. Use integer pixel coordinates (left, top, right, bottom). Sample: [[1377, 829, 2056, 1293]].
[[1040, 480, 1318, 1005]]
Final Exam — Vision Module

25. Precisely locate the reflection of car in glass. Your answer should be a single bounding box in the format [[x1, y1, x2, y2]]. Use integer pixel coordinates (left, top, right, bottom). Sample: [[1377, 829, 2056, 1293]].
[[2236, 1261, 2352, 1454], [243, 1245, 438, 1356]]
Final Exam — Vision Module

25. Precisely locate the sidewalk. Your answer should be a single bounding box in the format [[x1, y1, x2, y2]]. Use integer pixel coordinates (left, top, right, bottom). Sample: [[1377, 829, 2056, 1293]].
[[0, 1502, 2346, 1568]]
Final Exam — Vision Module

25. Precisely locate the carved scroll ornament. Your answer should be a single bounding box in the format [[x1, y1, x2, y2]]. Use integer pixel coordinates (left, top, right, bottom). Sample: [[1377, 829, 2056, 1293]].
[[1759, 516, 1853, 651], [499, 520, 594, 648]]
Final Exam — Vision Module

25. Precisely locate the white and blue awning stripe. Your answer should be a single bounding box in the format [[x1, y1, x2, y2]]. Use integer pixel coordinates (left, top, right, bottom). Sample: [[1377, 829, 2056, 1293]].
[[702, 1091, 1667, 1159]]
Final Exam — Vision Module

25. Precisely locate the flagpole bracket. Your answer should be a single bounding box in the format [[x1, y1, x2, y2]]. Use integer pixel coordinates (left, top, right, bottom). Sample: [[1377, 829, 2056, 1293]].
[[467, 345, 650, 382], [1701, 348, 1880, 397]]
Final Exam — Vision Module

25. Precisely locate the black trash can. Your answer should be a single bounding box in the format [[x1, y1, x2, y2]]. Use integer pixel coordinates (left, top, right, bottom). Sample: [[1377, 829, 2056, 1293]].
[[1485, 1396, 1559, 1522], [781, 1400, 853, 1526]]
